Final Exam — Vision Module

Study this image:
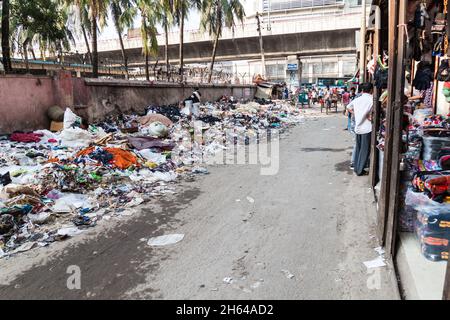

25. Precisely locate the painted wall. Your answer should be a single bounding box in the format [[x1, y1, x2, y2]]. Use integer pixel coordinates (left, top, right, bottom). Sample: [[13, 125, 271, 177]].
[[0, 73, 256, 134], [0, 75, 56, 134]]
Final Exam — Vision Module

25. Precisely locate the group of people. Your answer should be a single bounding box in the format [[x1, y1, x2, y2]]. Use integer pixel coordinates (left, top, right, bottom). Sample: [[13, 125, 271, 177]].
[[281, 86, 357, 111]]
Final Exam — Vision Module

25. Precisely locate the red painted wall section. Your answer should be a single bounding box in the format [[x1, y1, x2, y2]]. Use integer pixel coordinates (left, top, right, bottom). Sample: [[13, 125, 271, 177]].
[[52, 70, 74, 108], [0, 75, 56, 134]]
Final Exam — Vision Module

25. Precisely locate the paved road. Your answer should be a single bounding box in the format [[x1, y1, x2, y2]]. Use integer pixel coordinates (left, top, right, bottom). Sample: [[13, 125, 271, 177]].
[[0, 113, 399, 300]]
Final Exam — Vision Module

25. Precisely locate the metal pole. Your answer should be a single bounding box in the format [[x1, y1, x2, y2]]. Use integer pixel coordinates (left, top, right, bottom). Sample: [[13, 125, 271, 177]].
[[256, 12, 266, 78], [359, 0, 367, 83]]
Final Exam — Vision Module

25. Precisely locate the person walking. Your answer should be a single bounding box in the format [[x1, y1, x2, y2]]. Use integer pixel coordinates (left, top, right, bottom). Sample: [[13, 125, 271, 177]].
[[342, 87, 351, 118], [346, 83, 373, 176]]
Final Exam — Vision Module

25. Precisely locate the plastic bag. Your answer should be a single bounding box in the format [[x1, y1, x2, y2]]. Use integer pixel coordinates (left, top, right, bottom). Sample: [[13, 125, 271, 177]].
[[63, 108, 82, 129], [145, 122, 168, 138], [139, 149, 167, 164], [60, 128, 93, 149]]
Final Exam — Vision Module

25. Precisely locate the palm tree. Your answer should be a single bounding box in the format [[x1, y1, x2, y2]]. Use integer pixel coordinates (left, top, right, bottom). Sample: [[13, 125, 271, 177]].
[[78, 2, 94, 63], [89, 0, 108, 77], [200, 0, 244, 83], [159, 0, 173, 81], [110, 0, 136, 79], [173, 0, 195, 82], [2, 0, 13, 72], [66, 0, 108, 77], [137, 0, 159, 81]]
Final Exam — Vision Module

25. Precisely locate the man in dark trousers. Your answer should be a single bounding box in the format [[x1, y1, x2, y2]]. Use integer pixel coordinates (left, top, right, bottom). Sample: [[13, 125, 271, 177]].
[[346, 83, 373, 176]]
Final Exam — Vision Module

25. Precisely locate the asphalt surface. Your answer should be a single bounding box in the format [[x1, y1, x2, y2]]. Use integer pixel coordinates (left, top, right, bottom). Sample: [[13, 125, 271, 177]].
[[0, 111, 399, 300]]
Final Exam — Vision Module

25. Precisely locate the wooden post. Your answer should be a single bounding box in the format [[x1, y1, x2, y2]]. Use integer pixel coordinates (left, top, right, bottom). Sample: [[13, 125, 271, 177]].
[[369, 6, 381, 188], [444, 259, 450, 300], [376, 0, 399, 245], [385, 0, 407, 256]]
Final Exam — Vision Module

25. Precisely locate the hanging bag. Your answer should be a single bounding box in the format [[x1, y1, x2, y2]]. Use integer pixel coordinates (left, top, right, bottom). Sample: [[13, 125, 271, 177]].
[[437, 59, 450, 81]]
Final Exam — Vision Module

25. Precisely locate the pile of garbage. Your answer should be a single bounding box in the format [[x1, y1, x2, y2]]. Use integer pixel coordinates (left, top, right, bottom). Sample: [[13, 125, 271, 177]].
[[0, 99, 304, 259]]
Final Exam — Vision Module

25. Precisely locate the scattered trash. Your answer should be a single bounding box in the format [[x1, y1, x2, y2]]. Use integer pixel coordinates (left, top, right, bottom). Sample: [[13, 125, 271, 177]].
[[57, 227, 83, 238], [374, 246, 385, 256], [147, 234, 185, 246], [363, 256, 386, 269], [281, 269, 295, 279], [192, 167, 209, 175], [223, 277, 233, 284], [251, 279, 264, 289], [0, 98, 304, 258]]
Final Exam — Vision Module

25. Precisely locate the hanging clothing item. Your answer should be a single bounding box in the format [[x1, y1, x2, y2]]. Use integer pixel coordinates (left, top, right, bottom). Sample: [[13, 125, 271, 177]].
[[374, 64, 389, 89], [413, 61, 434, 91], [420, 82, 434, 108]]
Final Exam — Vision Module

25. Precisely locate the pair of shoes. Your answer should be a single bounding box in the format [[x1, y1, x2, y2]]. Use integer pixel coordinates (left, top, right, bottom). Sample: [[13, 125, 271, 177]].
[[343, 128, 348, 131], [350, 163, 354, 169], [356, 170, 369, 176]]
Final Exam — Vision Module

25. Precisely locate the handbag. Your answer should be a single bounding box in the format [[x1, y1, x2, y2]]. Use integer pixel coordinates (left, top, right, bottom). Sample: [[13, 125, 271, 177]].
[[437, 59, 450, 81]]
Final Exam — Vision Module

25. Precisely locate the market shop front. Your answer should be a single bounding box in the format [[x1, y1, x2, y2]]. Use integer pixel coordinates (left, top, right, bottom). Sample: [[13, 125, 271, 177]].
[[367, 0, 450, 300]]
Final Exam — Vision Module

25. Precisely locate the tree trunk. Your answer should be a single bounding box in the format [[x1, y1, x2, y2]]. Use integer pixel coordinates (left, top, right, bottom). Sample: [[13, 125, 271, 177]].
[[1, 0, 12, 73], [164, 21, 170, 81], [145, 51, 149, 81], [81, 25, 92, 64], [91, 0, 99, 78], [113, 9, 129, 79], [30, 46, 36, 61], [208, 32, 220, 83], [23, 38, 30, 74], [153, 59, 159, 80], [179, 8, 184, 82]]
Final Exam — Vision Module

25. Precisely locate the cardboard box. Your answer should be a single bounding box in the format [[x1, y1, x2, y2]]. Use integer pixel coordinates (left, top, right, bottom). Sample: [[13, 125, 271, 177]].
[[50, 121, 63, 132]]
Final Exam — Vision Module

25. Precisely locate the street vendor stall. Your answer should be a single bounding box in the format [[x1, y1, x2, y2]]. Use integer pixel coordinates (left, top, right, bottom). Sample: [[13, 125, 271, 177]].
[[370, 0, 450, 300]]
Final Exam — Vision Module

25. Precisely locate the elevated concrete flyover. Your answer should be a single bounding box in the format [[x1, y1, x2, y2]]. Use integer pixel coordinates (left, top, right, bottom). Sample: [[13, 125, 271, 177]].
[[72, 11, 361, 67], [95, 28, 357, 66]]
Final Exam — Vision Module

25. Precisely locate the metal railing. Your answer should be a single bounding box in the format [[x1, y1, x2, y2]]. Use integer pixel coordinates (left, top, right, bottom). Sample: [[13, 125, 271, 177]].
[[265, 0, 345, 11]]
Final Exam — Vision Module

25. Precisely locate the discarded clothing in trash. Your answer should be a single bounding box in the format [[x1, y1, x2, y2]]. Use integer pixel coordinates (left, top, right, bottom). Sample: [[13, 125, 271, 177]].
[[0, 172, 12, 186], [10, 132, 43, 143], [140, 114, 173, 127], [77, 147, 139, 170], [127, 136, 176, 151], [146, 105, 181, 122]]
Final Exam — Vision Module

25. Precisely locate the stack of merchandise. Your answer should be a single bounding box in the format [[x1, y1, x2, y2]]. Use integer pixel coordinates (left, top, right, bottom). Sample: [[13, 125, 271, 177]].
[[399, 105, 450, 261]]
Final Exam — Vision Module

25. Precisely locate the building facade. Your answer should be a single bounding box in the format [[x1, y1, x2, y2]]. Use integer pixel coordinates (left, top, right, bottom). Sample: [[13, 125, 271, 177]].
[[217, 0, 365, 87]]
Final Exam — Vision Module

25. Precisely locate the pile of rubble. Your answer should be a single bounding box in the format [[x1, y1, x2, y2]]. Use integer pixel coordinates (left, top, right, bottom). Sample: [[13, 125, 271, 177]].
[[0, 99, 304, 258]]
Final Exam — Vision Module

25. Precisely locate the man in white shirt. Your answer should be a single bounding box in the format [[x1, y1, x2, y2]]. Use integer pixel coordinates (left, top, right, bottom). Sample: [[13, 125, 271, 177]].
[[346, 83, 373, 176]]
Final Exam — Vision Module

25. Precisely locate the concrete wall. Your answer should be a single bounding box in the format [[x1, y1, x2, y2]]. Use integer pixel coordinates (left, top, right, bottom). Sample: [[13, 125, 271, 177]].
[[0, 75, 56, 134], [0, 73, 256, 134]]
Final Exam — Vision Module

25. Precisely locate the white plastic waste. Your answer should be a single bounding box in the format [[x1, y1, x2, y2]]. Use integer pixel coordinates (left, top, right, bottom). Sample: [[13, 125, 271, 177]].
[[139, 149, 167, 164], [60, 128, 93, 149], [63, 108, 82, 129], [57, 227, 83, 237], [147, 234, 184, 246], [146, 122, 169, 138]]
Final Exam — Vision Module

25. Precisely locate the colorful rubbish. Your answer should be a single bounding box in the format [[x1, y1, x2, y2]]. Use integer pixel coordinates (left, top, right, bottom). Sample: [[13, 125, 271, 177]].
[[0, 98, 304, 258]]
